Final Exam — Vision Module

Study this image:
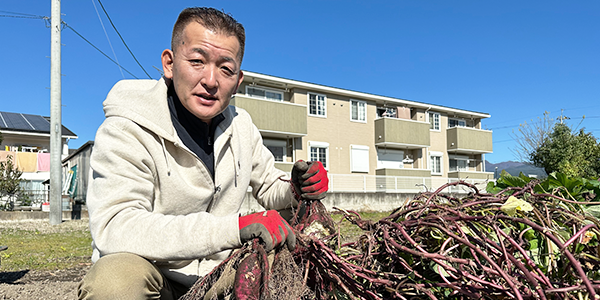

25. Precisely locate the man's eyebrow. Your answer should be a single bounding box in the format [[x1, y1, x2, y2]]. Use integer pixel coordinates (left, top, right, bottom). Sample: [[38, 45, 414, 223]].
[[192, 47, 208, 56], [220, 56, 236, 64], [191, 48, 237, 65]]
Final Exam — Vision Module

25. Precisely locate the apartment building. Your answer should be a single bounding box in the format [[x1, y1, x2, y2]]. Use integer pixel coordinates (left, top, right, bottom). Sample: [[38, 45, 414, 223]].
[[231, 71, 493, 193]]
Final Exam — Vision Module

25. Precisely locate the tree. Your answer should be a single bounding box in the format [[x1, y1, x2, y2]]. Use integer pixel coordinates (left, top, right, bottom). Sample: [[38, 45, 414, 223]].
[[0, 155, 24, 210], [510, 111, 555, 162], [531, 123, 600, 178]]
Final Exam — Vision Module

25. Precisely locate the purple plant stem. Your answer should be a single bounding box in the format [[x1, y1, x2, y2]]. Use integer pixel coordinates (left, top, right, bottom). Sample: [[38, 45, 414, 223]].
[[417, 220, 525, 300], [381, 222, 509, 294], [498, 215, 597, 298], [494, 224, 553, 288], [561, 223, 598, 251]]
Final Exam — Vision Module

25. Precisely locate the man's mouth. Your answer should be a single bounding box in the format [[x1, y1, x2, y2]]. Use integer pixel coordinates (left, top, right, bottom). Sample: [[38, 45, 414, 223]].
[[195, 93, 218, 103]]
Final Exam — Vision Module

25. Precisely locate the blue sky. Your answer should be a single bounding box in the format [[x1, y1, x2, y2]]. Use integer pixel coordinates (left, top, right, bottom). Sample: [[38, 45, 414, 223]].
[[1, 1, 599, 163]]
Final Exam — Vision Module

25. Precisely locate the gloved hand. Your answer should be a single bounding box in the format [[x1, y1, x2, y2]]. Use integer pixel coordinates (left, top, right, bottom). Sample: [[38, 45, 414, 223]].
[[239, 210, 296, 252], [291, 160, 329, 201]]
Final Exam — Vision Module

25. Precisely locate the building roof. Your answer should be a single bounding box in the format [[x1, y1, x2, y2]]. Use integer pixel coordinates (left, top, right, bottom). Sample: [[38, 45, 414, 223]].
[[242, 70, 491, 119], [0, 111, 77, 138], [62, 140, 94, 164]]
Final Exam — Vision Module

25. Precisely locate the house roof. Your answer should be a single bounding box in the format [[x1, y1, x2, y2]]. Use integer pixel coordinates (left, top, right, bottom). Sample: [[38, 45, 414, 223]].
[[62, 140, 94, 163], [0, 111, 77, 138], [242, 70, 491, 119]]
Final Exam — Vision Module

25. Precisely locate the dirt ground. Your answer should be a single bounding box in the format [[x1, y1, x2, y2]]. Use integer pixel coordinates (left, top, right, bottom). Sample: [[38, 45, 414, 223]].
[[0, 264, 90, 300], [0, 219, 91, 300]]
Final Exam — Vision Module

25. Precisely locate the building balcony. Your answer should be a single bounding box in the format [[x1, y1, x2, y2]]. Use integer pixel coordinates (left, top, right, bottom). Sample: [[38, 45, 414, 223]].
[[231, 95, 307, 138], [374, 117, 430, 149], [373, 168, 432, 192], [448, 171, 494, 180], [375, 168, 431, 177], [446, 127, 493, 154]]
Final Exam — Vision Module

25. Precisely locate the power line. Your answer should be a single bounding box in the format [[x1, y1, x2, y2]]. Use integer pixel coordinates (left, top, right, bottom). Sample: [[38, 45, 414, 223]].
[[0, 11, 140, 78], [0, 10, 44, 17], [96, 0, 152, 79], [0, 14, 44, 19], [493, 139, 513, 144], [62, 22, 139, 79], [91, 0, 125, 78]]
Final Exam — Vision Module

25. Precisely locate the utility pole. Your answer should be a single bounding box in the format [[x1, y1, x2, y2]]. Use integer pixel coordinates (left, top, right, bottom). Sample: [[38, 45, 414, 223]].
[[50, 0, 62, 225]]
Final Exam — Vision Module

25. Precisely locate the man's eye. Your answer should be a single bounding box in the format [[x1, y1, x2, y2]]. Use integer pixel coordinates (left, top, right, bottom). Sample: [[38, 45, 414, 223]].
[[221, 67, 234, 75], [190, 59, 204, 65]]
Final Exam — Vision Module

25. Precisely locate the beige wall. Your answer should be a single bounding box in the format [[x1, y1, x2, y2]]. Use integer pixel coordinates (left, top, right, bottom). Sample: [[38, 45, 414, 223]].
[[296, 90, 376, 175]]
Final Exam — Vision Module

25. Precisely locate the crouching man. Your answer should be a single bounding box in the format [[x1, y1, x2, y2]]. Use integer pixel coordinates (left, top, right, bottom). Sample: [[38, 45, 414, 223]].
[[78, 7, 327, 299]]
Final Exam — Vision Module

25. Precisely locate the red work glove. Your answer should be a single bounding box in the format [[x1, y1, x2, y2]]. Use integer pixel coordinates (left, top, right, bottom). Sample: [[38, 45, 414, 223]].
[[291, 160, 329, 201], [239, 210, 296, 252]]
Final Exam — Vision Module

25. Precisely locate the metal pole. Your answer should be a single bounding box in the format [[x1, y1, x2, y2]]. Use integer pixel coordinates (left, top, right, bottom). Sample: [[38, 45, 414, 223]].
[[50, 0, 62, 225]]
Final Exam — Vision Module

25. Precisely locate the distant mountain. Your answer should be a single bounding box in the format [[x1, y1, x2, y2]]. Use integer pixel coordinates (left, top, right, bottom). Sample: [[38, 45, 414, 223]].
[[485, 161, 547, 179]]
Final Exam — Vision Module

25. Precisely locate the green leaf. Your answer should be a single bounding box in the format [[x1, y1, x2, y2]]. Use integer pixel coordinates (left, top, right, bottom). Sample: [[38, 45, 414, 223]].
[[583, 205, 600, 219], [500, 173, 528, 188], [430, 261, 451, 277], [528, 238, 539, 250]]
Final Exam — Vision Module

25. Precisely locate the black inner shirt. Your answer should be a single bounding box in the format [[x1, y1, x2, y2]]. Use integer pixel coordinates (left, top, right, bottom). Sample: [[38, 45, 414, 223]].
[[167, 84, 224, 179]]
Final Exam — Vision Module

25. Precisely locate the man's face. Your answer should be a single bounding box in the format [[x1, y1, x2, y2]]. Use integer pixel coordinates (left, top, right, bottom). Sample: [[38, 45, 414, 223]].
[[162, 22, 244, 124]]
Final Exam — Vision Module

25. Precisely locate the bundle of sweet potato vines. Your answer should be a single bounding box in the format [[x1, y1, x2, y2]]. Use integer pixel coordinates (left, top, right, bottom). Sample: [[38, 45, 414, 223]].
[[182, 177, 600, 300]]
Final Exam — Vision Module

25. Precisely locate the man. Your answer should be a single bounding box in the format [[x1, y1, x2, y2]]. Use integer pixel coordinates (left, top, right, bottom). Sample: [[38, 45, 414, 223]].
[[78, 7, 328, 299]]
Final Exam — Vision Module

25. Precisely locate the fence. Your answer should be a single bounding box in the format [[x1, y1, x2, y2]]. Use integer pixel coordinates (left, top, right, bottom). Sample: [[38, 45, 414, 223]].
[[0, 189, 48, 210], [328, 174, 493, 194], [0, 189, 77, 211]]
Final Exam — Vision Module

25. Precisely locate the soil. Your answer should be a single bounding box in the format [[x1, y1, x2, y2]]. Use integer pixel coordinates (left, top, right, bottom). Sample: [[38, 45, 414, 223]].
[[0, 219, 91, 299], [0, 264, 90, 300]]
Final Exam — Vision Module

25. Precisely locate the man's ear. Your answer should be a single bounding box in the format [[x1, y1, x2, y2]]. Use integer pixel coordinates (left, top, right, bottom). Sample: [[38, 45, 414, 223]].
[[234, 70, 244, 94], [161, 49, 174, 79]]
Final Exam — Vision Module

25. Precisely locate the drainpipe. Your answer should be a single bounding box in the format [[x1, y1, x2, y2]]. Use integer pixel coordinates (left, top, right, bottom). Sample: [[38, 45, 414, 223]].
[[424, 106, 431, 171], [292, 137, 296, 162]]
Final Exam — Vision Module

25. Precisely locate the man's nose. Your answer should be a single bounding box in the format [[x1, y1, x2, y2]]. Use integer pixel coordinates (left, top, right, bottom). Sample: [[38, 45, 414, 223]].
[[200, 65, 218, 90]]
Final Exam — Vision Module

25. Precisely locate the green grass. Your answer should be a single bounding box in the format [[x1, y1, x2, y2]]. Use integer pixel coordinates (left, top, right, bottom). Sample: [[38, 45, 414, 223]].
[[0, 222, 92, 271], [0, 210, 392, 272], [331, 210, 392, 244]]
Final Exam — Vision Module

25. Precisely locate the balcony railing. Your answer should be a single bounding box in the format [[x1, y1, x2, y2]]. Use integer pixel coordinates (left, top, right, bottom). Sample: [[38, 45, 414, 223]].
[[231, 95, 307, 138], [328, 173, 493, 194], [375, 168, 431, 177], [374, 117, 430, 149], [447, 127, 493, 154], [448, 171, 494, 180]]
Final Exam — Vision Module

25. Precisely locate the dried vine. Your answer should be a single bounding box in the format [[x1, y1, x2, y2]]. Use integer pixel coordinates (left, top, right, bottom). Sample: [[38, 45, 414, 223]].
[[183, 180, 600, 300]]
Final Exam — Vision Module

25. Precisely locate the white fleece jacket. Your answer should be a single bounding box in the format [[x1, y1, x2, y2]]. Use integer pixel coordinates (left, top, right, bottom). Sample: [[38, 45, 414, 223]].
[[87, 78, 296, 287]]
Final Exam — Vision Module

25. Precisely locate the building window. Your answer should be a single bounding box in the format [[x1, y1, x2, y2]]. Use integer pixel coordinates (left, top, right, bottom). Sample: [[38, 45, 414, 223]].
[[428, 112, 440, 131], [449, 155, 469, 172], [350, 145, 369, 173], [263, 139, 286, 162], [377, 148, 404, 169], [448, 118, 466, 128], [350, 100, 366, 122], [429, 152, 443, 175], [308, 93, 326, 117], [246, 86, 283, 101], [377, 107, 397, 118], [309, 141, 329, 169]]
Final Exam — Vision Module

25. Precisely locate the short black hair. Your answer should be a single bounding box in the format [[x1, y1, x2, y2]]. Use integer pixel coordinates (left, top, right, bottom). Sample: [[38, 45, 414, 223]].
[[171, 7, 246, 62]]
